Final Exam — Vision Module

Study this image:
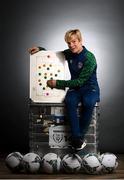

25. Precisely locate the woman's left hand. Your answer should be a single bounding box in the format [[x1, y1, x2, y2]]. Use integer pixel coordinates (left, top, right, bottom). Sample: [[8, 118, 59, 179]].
[[47, 80, 56, 88]]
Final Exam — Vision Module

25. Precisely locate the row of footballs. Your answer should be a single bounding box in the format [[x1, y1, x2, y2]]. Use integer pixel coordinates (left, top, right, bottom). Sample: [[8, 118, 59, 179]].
[[5, 151, 118, 174]]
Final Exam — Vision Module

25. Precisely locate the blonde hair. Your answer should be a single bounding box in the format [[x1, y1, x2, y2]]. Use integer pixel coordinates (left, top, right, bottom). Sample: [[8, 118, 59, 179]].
[[64, 29, 82, 43]]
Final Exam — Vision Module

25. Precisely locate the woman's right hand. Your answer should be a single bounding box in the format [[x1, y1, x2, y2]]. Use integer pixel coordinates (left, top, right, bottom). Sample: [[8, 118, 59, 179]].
[[28, 47, 40, 55]]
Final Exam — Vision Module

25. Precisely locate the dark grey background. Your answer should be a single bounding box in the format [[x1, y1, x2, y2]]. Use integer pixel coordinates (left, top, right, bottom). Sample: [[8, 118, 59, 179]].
[[1, 0, 124, 153]]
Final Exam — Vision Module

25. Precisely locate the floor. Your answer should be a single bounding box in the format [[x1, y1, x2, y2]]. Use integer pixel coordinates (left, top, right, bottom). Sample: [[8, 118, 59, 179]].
[[0, 153, 124, 179]]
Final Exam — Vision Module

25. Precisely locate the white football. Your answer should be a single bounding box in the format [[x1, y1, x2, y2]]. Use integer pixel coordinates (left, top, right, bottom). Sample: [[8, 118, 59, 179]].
[[41, 153, 61, 174], [22, 152, 41, 173], [100, 152, 118, 173], [61, 153, 82, 173], [5, 152, 23, 172], [82, 153, 102, 174]]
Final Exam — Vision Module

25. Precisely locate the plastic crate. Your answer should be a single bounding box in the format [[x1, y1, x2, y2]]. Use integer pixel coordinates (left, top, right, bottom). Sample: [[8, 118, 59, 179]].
[[29, 102, 100, 156]]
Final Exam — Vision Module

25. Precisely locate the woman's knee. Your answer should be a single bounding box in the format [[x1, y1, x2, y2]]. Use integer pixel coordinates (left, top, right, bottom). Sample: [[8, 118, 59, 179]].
[[65, 95, 79, 107], [83, 98, 96, 109]]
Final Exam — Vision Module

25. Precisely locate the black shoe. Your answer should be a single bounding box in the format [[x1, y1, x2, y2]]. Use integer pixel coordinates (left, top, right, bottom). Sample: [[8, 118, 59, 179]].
[[69, 138, 87, 151], [75, 141, 87, 151]]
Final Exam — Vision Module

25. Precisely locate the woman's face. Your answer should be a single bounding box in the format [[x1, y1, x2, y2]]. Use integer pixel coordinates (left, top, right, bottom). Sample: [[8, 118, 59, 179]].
[[67, 35, 83, 54]]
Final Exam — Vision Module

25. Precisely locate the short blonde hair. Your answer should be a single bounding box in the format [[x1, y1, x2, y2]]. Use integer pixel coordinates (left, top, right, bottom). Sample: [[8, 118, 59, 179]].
[[64, 29, 82, 43]]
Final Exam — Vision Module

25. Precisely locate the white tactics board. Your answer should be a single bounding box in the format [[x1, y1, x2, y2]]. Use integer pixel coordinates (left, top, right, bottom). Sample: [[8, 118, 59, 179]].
[[30, 50, 71, 103]]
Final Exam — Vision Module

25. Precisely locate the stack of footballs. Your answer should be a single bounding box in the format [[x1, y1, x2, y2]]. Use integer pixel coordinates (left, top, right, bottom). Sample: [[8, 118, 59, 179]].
[[5, 151, 118, 174]]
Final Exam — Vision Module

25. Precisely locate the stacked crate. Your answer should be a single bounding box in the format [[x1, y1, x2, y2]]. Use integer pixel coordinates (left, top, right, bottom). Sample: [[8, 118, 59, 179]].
[[29, 101, 100, 157]]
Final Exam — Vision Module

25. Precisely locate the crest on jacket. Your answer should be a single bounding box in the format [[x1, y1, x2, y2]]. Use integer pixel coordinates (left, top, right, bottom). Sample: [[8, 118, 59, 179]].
[[78, 62, 83, 69]]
